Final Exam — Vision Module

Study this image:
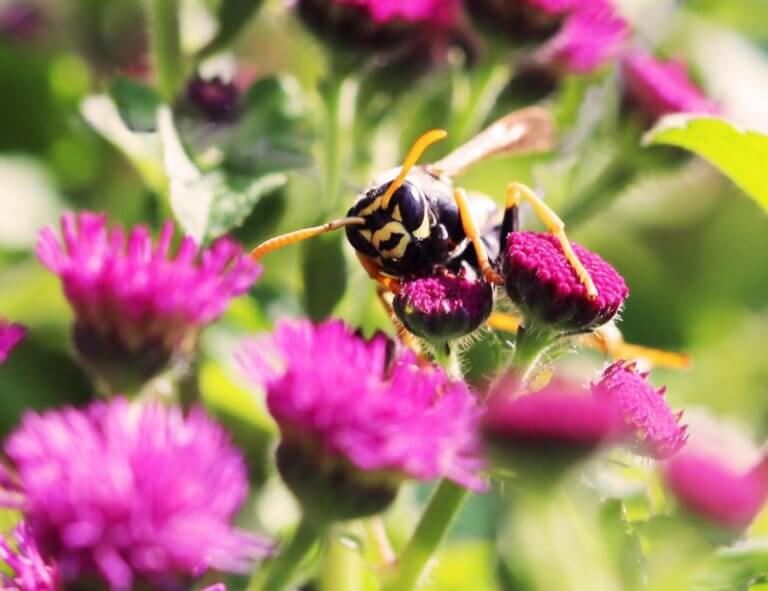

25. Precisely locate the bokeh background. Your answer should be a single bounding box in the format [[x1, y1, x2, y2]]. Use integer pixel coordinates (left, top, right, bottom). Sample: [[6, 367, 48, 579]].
[[0, 1, 767, 588]]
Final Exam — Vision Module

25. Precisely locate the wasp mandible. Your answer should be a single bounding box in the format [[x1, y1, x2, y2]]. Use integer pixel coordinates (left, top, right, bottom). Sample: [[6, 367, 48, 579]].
[[250, 107, 596, 298]]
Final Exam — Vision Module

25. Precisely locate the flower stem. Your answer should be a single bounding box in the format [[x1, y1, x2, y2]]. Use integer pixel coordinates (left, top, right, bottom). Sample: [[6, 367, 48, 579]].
[[319, 527, 366, 591], [260, 516, 322, 591], [148, 0, 184, 103], [319, 69, 349, 213], [512, 326, 555, 388], [432, 342, 462, 381], [383, 480, 469, 591]]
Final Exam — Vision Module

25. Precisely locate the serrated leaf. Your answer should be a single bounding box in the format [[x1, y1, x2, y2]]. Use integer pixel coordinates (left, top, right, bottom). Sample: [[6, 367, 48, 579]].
[[109, 77, 161, 132], [301, 232, 347, 321], [643, 115, 768, 213]]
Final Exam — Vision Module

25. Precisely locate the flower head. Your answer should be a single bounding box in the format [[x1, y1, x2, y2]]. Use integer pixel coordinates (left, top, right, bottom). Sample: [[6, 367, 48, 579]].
[[240, 319, 484, 519], [537, 4, 629, 73], [185, 75, 240, 123], [483, 383, 626, 483], [0, 523, 60, 591], [502, 231, 629, 333], [335, 0, 455, 25], [0, 319, 26, 365], [621, 51, 719, 120], [664, 453, 768, 532], [592, 361, 687, 459], [393, 268, 493, 342], [37, 212, 260, 392], [3, 399, 270, 590]]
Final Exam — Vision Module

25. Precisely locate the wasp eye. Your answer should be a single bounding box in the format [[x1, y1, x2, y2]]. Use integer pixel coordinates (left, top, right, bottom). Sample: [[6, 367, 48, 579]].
[[391, 182, 426, 232]]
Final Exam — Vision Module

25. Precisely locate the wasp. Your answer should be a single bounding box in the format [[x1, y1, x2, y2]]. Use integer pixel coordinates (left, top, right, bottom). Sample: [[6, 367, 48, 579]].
[[251, 107, 595, 296]]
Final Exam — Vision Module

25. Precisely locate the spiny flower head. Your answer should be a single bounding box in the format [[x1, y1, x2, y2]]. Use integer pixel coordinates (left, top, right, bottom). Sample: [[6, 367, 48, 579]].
[[665, 453, 768, 532], [621, 51, 720, 120], [537, 4, 629, 73], [36, 212, 260, 392], [502, 231, 629, 333], [240, 319, 485, 518], [592, 361, 687, 459], [0, 319, 26, 365], [483, 382, 626, 483], [335, 0, 456, 25], [185, 75, 240, 123], [0, 523, 60, 591], [3, 398, 271, 591], [393, 267, 493, 342]]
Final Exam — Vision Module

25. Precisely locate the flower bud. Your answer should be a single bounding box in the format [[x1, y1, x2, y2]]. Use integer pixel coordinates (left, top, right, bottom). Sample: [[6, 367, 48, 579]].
[[393, 268, 493, 343]]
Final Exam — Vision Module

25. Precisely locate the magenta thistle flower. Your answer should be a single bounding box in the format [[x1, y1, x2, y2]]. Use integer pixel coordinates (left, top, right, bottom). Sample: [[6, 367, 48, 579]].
[[0, 319, 26, 365], [240, 318, 485, 520], [592, 361, 687, 459], [537, 4, 629, 73], [393, 268, 493, 342], [664, 453, 768, 531], [185, 75, 240, 123], [621, 51, 719, 120], [3, 398, 271, 591], [502, 231, 629, 333], [36, 212, 260, 392], [335, 0, 456, 25], [0, 522, 60, 591], [483, 384, 626, 482]]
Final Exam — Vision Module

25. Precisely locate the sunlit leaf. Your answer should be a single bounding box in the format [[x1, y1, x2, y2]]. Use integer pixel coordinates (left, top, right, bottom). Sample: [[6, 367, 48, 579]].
[[199, 0, 264, 57], [643, 116, 768, 213]]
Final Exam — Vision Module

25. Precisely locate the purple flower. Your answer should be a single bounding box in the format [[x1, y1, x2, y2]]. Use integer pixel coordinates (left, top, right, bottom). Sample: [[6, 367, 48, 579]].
[[483, 383, 626, 482], [3, 398, 271, 591], [0, 523, 60, 591], [592, 361, 687, 459], [335, 0, 456, 25], [37, 212, 260, 392], [665, 453, 768, 531], [240, 319, 484, 518], [393, 268, 493, 342], [0, 319, 26, 365], [537, 3, 629, 73], [185, 75, 240, 123], [502, 231, 629, 333], [621, 51, 720, 120]]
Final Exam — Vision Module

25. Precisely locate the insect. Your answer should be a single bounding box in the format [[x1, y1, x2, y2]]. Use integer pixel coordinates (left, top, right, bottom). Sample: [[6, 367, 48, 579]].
[[250, 107, 596, 297]]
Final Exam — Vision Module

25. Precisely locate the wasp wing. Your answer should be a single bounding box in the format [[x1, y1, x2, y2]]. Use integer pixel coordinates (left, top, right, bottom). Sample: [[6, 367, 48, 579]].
[[429, 107, 555, 179]]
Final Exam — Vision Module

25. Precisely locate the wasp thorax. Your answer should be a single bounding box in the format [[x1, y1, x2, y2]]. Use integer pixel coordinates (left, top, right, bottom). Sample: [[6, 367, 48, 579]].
[[345, 169, 461, 277]]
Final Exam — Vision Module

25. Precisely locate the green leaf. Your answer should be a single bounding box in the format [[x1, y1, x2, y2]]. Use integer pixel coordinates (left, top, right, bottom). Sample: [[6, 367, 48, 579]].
[[643, 115, 768, 213], [200, 0, 264, 57], [109, 77, 161, 133], [301, 232, 347, 321]]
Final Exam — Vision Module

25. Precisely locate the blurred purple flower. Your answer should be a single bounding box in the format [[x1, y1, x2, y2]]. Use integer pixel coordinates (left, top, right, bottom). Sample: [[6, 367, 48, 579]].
[[36, 212, 260, 391], [240, 318, 485, 492], [502, 231, 629, 332], [538, 3, 629, 73], [621, 51, 720, 119], [335, 0, 457, 25], [0, 319, 26, 365], [0, 3, 45, 43], [665, 453, 768, 531], [3, 398, 271, 591], [186, 75, 240, 123], [593, 361, 687, 459], [0, 522, 60, 591], [393, 268, 493, 342]]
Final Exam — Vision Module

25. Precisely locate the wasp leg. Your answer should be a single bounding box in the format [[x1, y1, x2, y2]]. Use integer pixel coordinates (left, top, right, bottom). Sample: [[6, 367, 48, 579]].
[[505, 182, 598, 299], [250, 216, 365, 260], [582, 325, 693, 369], [355, 252, 401, 295], [454, 188, 504, 285]]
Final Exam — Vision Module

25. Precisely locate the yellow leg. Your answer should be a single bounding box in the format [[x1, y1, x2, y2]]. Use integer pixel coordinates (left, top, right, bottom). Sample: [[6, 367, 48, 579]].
[[250, 216, 365, 260], [487, 311, 522, 333], [453, 188, 503, 285], [356, 252, 401, 295], [506, 182, 598, 299]]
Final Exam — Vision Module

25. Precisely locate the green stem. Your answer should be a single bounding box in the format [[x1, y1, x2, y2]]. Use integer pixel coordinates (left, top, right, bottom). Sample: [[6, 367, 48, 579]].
[[562, 158, 634, 228], [148, 0, 184, 103], [319, 527, 366, 591], [512, 326, 555, 388], [259, 517, 322, 591], [432, 342, 462, 381], [320, 70, 348, 214], [383, 480, 469, 591]]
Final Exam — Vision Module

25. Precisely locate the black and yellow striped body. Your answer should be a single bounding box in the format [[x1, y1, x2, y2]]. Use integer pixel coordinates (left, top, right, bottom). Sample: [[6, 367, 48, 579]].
[[345, 167, 505, 278]]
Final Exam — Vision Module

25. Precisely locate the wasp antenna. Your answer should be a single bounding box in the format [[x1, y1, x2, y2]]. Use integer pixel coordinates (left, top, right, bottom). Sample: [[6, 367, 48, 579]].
[[380, 129, 448, 210], [250, 217, 365, 260]]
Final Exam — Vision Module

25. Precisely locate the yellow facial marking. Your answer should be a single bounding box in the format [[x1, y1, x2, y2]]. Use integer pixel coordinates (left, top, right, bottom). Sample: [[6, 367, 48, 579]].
[[412, 210, 431, 240], [392, 205, 403, 221], [359, 229, 372, 242], [372, 221, 407, 250], [358, 197, 382, 217]]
